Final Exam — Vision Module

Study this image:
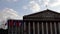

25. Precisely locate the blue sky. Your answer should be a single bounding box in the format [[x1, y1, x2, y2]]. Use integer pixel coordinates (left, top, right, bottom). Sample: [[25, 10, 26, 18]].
[[0, 0, 60, 19], [0, 0, 60, 29]]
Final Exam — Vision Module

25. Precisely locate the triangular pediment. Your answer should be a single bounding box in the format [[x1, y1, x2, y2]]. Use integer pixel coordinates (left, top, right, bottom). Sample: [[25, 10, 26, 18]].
[[24, 9, 60, 18], [23, 9, 60, 21]]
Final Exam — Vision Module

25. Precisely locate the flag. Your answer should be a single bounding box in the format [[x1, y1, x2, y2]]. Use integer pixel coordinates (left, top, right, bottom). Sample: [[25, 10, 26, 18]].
[[9, 20, 14, 27], [16, 21, 21, 27]]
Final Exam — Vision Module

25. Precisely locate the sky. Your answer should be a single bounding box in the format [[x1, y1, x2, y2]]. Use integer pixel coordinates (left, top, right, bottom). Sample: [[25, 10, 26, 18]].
[[0, 0, 60, 29], [0, 0, 60, 19]]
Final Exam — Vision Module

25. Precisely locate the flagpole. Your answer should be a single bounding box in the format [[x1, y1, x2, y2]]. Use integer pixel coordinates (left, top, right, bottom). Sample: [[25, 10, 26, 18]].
[[46, 4, 48, 10], [45, 0, 49, 9]]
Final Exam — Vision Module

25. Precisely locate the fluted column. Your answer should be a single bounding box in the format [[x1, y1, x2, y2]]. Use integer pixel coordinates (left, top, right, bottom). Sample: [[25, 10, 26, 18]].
[[24, 22, 26, 34], [54, 22, 57, 34], [28, 22, 30, 34], [15, 24, 17, 34], [33, 22, 35, 34], [37, 22, 39, 34], [42, 22, 44, 34], [22, 22, 24, 34], [12, 25, 13, 34], [8, 23, 10, 34], [50, 22, 53, 34], [58, 22, 60, 34], [46, 22, 48, 34]]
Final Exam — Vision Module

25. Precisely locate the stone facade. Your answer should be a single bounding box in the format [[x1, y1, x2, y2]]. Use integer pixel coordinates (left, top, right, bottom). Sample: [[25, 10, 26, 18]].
[[8, 20, 23, 34], [23, 9, 60, 34]]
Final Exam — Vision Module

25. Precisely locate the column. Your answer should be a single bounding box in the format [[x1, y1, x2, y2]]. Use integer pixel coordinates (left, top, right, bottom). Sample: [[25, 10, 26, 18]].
[[46, 22, 48, 34], [54, 22, 57, 34], [8, 22, 10, 34], [58, 22, 60, 34], [19, 25, 20, 34], [18, 22, 21, 34], [16, 23, 18, 34], [42, 22, 44, 34], [37, 22, 39, 34], [12, 25, 13, 34], [18, 25, 20, 34], [11, 21, 13, 34], [50, 22, 53, 34], [8, 23, 10, 34], [28, 22, 30, 34], [15, 24, 17, 34], [22, 22, 24, 34], [24, 22, 26, 34], [33, 22, 35, 34]]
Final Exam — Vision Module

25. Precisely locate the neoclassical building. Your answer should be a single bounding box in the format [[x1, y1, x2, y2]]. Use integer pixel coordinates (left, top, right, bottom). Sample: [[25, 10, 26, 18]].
[[8, 9, 60, 34], [23, 9, 60, 34], [8, 19, 23, 34]]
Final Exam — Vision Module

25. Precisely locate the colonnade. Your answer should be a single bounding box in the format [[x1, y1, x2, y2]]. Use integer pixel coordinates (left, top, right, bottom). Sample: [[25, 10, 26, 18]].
[[24, 21, 60, 34], [8, 21, 60, 34]]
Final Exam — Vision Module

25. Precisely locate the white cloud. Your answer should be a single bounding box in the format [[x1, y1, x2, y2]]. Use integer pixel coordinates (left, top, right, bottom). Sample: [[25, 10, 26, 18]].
[[2, 8, 21, 20], [29, 1, 40, 12], [0, 8, 22, 29], [44, 0, 50, 6], [23, 1, 41, 13], [23, 0, 60, 13], [50, 0, 60, 7]]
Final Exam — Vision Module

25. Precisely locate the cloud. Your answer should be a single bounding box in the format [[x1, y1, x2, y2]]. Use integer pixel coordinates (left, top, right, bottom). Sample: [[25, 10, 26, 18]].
[[2, 8, 21, 20], [0, 8, 21, 29], [23, 6, 28, 10], [23, 0, 60, 13], [6, 0, 18, 2], [50, 0, 60, 7], [23, 1, 41, 13], [29, 1, 40, 12], [44, 0, 50, 5]]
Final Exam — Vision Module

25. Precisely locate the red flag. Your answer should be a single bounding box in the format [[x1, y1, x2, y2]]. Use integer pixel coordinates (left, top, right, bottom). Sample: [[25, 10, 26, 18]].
[[16, 21, 21, 27], [16, 23, 19, 27], [9, 20, 14, 27]]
